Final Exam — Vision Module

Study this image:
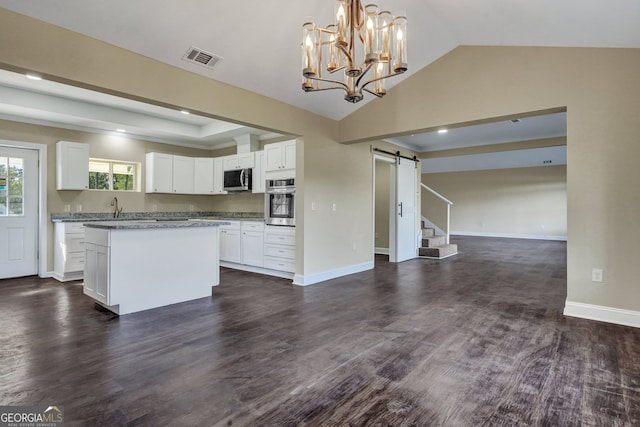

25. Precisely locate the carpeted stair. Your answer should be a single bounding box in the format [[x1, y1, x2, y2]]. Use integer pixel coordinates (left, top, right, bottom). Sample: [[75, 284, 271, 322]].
[[418, 223, 458, 259]]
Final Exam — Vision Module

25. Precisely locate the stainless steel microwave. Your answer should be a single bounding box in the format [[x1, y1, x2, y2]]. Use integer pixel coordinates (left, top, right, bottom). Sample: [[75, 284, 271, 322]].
[[223, 168, 252, 192]]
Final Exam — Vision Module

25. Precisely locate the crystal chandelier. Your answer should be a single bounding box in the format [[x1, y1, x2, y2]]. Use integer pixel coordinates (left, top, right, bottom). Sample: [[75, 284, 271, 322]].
[[301, 0, 407, 103]]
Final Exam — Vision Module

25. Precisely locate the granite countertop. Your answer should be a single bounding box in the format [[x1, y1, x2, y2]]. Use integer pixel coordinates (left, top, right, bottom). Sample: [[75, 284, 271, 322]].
[[52, 211, 264, 223], [83, 220, 231, 230]]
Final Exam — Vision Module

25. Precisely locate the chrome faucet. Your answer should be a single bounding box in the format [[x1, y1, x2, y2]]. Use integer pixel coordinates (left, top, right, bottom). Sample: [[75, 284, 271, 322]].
[[110, 197, 123, 218]]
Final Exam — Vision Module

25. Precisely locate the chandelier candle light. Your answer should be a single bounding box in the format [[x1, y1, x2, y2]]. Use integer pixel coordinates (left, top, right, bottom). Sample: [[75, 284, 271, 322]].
[[302, 0, 407, 103]]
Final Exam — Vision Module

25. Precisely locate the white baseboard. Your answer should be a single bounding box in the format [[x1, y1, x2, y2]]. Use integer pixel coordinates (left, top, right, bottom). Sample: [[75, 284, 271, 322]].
[[375, 247, 389, 255], [564, 301, 640, 328], [451, 230, 567, 241], [293, 261, 374, 287]]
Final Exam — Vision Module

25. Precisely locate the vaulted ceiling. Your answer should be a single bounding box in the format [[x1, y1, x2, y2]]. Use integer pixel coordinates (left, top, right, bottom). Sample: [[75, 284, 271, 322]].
[[1, 0, 639, 122], [0, 1, 638, 154]]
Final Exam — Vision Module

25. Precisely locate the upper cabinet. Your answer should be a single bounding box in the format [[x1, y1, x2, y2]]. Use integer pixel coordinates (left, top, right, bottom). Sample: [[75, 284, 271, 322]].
[[252, 151, 265, 194], [213, 157, 227, 195], [223, 152, 255, 171], [146, 152, 195, 194], [265, 140, 296, 173], [194, 158, 215, 194], [172, 155, 194, 194], [56, 141, 89, 190], [145, 152, 173, 193]]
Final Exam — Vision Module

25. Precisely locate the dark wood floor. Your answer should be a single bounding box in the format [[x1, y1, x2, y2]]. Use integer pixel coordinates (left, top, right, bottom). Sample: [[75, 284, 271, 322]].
[[2, 236, 639, 426]]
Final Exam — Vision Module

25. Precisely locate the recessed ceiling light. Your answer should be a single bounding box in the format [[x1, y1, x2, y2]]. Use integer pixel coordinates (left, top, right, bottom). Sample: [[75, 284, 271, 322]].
[[438, 129, 448, 134], [116, 129, 127, 133], [180, 110, 190, 115], [25, 73, 42, 81]]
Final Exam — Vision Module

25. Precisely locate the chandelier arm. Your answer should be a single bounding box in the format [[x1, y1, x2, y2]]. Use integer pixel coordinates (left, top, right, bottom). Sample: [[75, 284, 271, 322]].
[[306, 75, 349, 91], [355, 62, 374, 87], [336, 43, 354, 66], [305, 85, 350, 94], [327, 65, 347, 75], [362, 87, 384, 98], [360, 69, 406, 90]]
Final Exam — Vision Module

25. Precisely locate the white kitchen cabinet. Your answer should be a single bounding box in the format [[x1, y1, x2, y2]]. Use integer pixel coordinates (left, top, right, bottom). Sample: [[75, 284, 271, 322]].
[[83, 223, 221, 315], [53, 221, 86, 281], [242, 221, 264, 267], [146, 152, 173, 193], [223, 152, 255, 171], [213, 157, 227, 195], [264, 140, 296, 173], [252, 151, 265, 194], [84, 241, 110, 305], [56, 141, 89, 190], [264, 225, 296, 273], [146, 153, 195, 194], [194, 158, 215, 194], [219, 221, 241, 263], [172, 155, 195, 194]]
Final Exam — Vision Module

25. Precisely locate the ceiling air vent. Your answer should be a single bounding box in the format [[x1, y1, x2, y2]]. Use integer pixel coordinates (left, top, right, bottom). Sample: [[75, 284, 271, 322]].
[[182, 46, 222, 69]]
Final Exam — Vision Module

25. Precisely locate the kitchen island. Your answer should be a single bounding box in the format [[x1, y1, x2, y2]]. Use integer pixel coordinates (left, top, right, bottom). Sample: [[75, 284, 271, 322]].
[[83, 220, 227, 315]]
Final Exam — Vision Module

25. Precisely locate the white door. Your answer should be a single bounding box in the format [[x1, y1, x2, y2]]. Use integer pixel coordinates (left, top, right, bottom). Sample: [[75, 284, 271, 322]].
[[0, 146, 39, 278], [392, 157, 417, 262]]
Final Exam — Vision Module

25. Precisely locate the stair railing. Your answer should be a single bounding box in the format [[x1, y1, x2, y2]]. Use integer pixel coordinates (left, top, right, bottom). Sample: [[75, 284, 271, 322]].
[[421, 183, 454, 244]]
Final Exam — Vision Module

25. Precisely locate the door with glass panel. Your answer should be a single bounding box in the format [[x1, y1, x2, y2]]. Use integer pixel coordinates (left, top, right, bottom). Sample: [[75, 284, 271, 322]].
[[0, 147, 38, 278]]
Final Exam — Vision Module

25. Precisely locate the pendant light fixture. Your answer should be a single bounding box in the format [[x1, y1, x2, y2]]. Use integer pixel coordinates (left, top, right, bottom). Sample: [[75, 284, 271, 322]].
[[301, 0, 407, 103]]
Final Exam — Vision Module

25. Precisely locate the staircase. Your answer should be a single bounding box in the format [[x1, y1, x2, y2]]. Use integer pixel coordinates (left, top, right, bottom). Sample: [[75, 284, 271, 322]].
[[418, 223, 458, 259]]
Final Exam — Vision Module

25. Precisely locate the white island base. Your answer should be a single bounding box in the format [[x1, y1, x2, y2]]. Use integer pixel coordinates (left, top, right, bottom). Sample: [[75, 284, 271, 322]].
[[83, 221, 222, 315]]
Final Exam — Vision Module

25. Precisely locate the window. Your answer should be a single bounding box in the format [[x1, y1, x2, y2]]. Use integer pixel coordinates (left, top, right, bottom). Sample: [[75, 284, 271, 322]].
[[89, 159, 139, 191], [0, 156, 24, 216]]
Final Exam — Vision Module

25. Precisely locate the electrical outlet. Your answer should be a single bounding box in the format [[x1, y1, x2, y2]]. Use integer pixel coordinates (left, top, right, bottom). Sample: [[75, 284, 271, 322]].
[[332, 203, 337, 211], [64, 204, 71, 212], [592, 268, 604, 283], [189, 204, 194, 212], [76, 204, 82, 212], [152, 204, 158, 212]]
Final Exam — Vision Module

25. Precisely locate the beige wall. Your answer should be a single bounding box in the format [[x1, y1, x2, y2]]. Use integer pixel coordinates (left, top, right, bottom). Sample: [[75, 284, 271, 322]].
[[341, 46, 640, 312], [422, 165, 567, 238]]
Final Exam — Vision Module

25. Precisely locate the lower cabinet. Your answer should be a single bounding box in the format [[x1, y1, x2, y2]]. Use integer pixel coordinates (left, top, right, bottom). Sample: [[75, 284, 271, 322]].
[[219, 221, 295, 277], [84, 242, 110, 305], [242, 222, 264, 267], [83, 232, 110, 306], [53, 222, 86, 282], [264, 226, 295, 273], [219, 222, 241, 263]]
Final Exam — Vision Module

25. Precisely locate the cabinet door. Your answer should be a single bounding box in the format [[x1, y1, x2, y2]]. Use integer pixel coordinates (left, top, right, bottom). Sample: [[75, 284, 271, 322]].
[[223, 155, 239, 171], [237, 152, 255, 169], [220, 229, 242, 263], [194, 158, 214, 194], [172, 155, 195, 194], [83, 243, 97, 297], [264, 143, 283, 172], [95, 244, 109, 304], [252, 151, 265, 193], [282, 140, 296, 171], [56, 141, 89, 190], [213, 157, 227, 194], [242, 231, 264, 267], [146, 152, 173, 193]]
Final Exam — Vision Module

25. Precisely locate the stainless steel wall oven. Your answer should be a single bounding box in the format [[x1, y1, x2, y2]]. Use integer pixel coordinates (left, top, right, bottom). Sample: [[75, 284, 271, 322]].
[[265, 178, 295, 226]]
